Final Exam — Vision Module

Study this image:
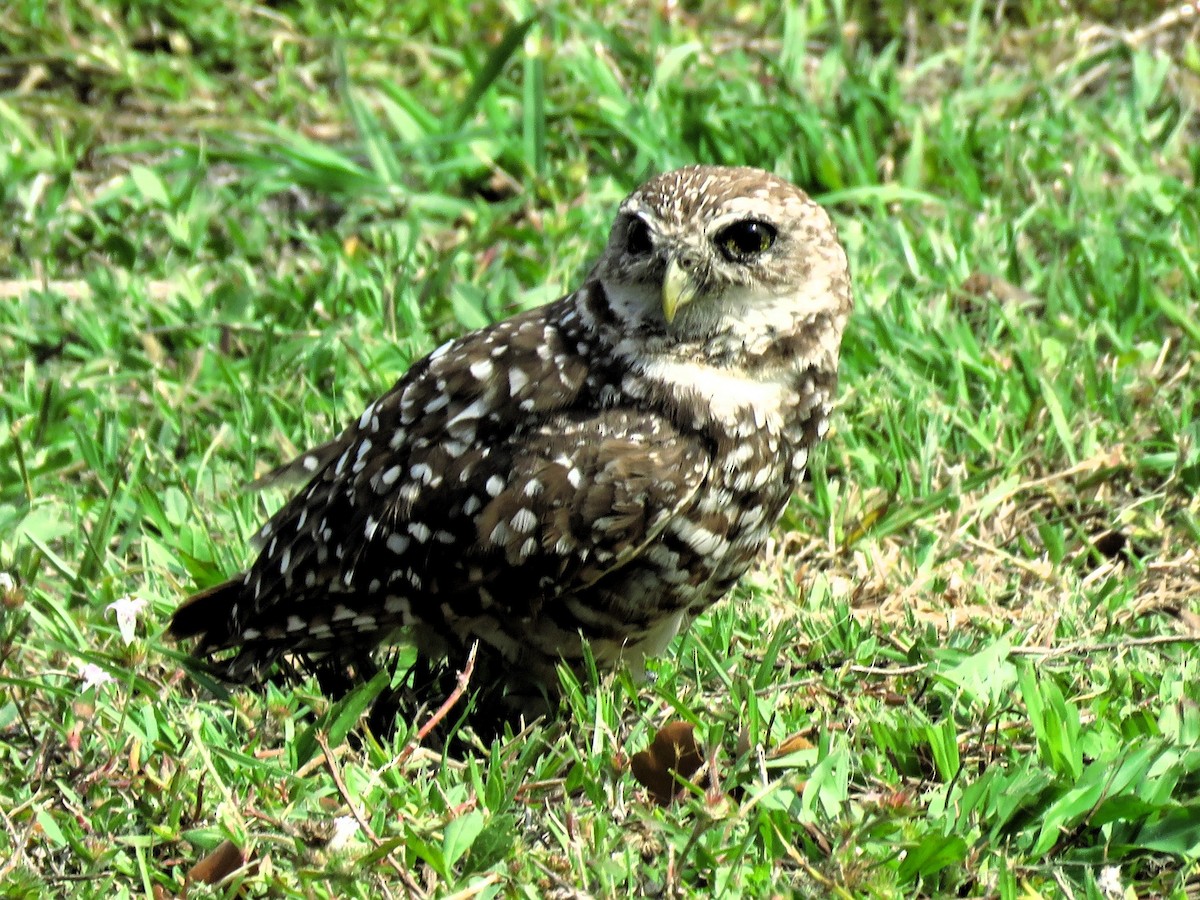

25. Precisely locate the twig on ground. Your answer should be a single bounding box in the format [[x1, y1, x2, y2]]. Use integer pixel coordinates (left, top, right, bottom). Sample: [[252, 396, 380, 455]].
[[315, 731, 423, 900], [439, 873, 504, 900], [848, 663, 928, 677], [1009, 634, 1200, 657], [394, 642, 478, 769], [772, 822, 857, 899]]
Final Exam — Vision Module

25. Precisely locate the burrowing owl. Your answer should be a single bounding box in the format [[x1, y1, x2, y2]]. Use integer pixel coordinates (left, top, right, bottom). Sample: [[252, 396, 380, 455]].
[[171, 165, 852, 711]]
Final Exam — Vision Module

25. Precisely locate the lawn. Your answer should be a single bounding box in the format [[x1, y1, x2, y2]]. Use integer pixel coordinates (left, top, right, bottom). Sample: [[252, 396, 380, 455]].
[[2, 1, 1200, 896]]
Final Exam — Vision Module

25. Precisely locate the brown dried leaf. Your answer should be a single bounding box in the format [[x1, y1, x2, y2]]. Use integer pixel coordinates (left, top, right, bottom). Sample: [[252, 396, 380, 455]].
[[770, 733, 814, 757], [735, 728, 752, 759], [188, 839, 245, 887], [630, 721, 705, 805]]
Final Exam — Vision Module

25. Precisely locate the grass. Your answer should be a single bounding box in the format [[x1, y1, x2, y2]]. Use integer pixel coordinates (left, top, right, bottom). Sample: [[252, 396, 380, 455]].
[[2, 0, 1200, 896]]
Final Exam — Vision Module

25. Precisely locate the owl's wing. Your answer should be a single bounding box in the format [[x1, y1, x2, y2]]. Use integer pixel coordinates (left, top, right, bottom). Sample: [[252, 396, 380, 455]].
[[237, 406, 709, 639], [374, 406, 708, 592]]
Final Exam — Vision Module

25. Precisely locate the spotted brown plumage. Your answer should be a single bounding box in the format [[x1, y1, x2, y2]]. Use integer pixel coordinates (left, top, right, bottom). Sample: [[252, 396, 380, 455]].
[[171, 165, 853, 710]]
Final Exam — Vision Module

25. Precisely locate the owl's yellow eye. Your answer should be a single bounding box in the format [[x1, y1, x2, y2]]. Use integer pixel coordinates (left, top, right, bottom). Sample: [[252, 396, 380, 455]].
[[715, 220, 776, 262]]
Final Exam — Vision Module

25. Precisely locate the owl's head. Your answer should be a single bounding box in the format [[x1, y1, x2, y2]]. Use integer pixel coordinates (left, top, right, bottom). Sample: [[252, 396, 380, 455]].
[[592, 165, 851, 348]]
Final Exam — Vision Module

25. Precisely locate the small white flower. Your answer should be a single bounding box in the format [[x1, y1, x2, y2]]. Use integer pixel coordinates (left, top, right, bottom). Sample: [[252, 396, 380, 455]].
[[79, 662, 115, 690], [327, 816, 360, 852], [106, 595, 148, 645], [0, 573, 13, 591], [1097, 865, 1124, 899]]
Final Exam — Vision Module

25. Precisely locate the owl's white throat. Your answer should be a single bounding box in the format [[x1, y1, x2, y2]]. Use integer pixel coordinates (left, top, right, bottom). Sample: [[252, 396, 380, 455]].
[[628, 352, 792, 432]]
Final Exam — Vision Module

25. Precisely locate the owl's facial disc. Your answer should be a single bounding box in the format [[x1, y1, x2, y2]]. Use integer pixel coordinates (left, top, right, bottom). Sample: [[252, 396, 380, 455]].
[[593, 166, 849, 344], [608, 205, 787, 326]]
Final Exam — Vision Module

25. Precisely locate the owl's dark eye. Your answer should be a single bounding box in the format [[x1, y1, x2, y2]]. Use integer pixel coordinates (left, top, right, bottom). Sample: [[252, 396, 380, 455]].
[[624, 217, 654, 256], [715, 220, 777, 262]]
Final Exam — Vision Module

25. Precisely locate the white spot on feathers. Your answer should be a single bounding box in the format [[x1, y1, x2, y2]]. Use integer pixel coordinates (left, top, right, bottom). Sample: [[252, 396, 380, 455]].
[[489, 521, 512, 545], [675, 521, 726, 556], [511, 508, 537, 533], [469, 358, 494, 380], [485, 475, 505, 497], [386, 533, 410, 554], [352, 438, 373, 472], [358, 401, 376, 429], [397, 482, 421, 508], [727, 442, 756, 466], [446, 396, 491, 430], [408, 521, 432, 543]]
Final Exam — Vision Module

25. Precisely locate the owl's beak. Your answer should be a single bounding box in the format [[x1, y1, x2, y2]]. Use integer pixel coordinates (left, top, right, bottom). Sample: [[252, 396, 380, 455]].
[[662, 257, 699, 324]]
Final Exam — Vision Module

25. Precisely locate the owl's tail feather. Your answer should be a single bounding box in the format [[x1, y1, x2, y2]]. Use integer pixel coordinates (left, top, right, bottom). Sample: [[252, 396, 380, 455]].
[[169, 578, 282, 683], [169, 577, 242, 642]]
